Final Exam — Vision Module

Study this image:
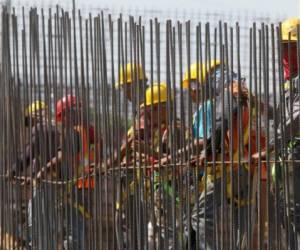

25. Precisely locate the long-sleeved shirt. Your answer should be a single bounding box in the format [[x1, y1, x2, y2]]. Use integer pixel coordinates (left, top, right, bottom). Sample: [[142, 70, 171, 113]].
[[13, 122, 59, 176], [276, 76, 300, 144]]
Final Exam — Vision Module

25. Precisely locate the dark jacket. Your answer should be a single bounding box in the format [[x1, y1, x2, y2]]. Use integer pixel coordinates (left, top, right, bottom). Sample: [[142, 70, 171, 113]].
[[12, 122, 59, 177], [277, 76, 300, 143]]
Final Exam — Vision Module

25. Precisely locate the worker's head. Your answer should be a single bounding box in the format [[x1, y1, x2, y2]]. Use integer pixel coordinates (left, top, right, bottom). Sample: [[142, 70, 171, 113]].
[[182, 60, 220, 102], [115, 63, 147, 102], [56, 95, 80, 126], [144, 82, 169, 125], [24, 100, 47, 126], [281, 18, 300, 80]]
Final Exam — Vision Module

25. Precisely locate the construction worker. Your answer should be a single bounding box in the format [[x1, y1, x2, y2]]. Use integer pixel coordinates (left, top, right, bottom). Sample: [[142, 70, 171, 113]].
[[180, 61, 224, 157], [280, 18, 300, 249], [182, 61, 265, 249], [115, 62, 147, 102], [115, 62, 148, 153], [10, 100, 59, 249], [181, 60, 221, 249], [115, 81, 182, 249], [181, 60, 231, 249], [178, 60, 241, 157], [114, 63, 148, 249], [257, 18, 300, 249], [38, 95, 98, 249], [138, 82, 183, 250]]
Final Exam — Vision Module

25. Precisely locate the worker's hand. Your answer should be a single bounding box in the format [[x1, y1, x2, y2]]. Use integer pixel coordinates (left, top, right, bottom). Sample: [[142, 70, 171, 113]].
[[198, 153, 206, 167], [175, 149, 187, 160], [120, 159, 134, 167], [160, 155, 170, 165], [94, 162, 105, 175], [36, 170, 44, 183], [251, 151, 267, 162], [20, 176, 32, 186], [162, 129, 168, 143], [176, 148, 182, 157], [106, 158, 113, 168]]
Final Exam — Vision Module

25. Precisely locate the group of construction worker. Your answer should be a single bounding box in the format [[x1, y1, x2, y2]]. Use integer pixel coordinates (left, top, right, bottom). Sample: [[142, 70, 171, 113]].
[[7, 17, 300, 250], [10, 95, 99, 249]]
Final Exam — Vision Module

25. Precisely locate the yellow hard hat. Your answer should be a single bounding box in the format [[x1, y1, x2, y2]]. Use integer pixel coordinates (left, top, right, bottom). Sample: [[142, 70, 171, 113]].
[[115, 63, 147, 88], [182, 60, 221, 89], [25, 101, 46, 117], [145, 82, 168, 106], [282, 18, 300, 42]]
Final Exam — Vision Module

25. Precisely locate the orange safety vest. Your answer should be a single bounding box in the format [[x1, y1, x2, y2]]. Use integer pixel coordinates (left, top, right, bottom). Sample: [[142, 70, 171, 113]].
[[75, 125, 95, 189], [225, 104, 267, 179]]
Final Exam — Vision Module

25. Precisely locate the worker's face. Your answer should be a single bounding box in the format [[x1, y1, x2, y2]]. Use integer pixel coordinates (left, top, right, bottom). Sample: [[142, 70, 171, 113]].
[[124, 84, 132, 101], [61, 107, 79, 127], [25, 109, 47, 127], [147, 102, 167, 126], [282, 41, 298, 80], [122, 80, 146, 102], [189, 80, 202, 103]]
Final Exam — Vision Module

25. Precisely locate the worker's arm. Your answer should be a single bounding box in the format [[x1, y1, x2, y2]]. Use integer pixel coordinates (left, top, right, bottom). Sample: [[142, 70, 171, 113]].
[[177, 138, 205, 158], [106, 136, 134, 168], [251, 144, 274, 161], [9, 131, 37, 179], [36, 150, 62, 180], [176, 149, 206, 176], [108, 125, 150, 167], [251, 151, 267, 161], [158, 139, 205, 166], [46, 150, 62, 169]]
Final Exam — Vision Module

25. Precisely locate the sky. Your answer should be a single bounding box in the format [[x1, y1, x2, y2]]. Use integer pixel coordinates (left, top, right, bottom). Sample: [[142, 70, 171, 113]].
[[97, 0, 299, 16], [9, 0, 300, 17]]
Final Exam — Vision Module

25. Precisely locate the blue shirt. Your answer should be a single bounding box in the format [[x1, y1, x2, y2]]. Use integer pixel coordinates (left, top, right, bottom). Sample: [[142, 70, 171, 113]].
[[192, 100, 213, 139]]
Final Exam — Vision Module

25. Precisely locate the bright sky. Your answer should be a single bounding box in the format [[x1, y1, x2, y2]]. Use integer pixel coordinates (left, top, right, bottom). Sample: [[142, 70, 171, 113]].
[[99, 0, 299, 16], [11, 0, 300, 17]]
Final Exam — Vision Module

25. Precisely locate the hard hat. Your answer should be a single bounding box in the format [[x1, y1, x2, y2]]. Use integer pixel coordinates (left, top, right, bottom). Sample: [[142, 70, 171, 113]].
[[145, 82, 168, 106], [56, 95, 77, 122], [182, 60, 221, 89], [25, 101, 46, 117], [282, 18, 300, 42], [115, 63, 147, 88]]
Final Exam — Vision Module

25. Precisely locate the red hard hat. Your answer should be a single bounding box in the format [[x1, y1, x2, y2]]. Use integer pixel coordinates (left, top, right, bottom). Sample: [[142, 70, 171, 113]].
[[56, 95, 77, 122]]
